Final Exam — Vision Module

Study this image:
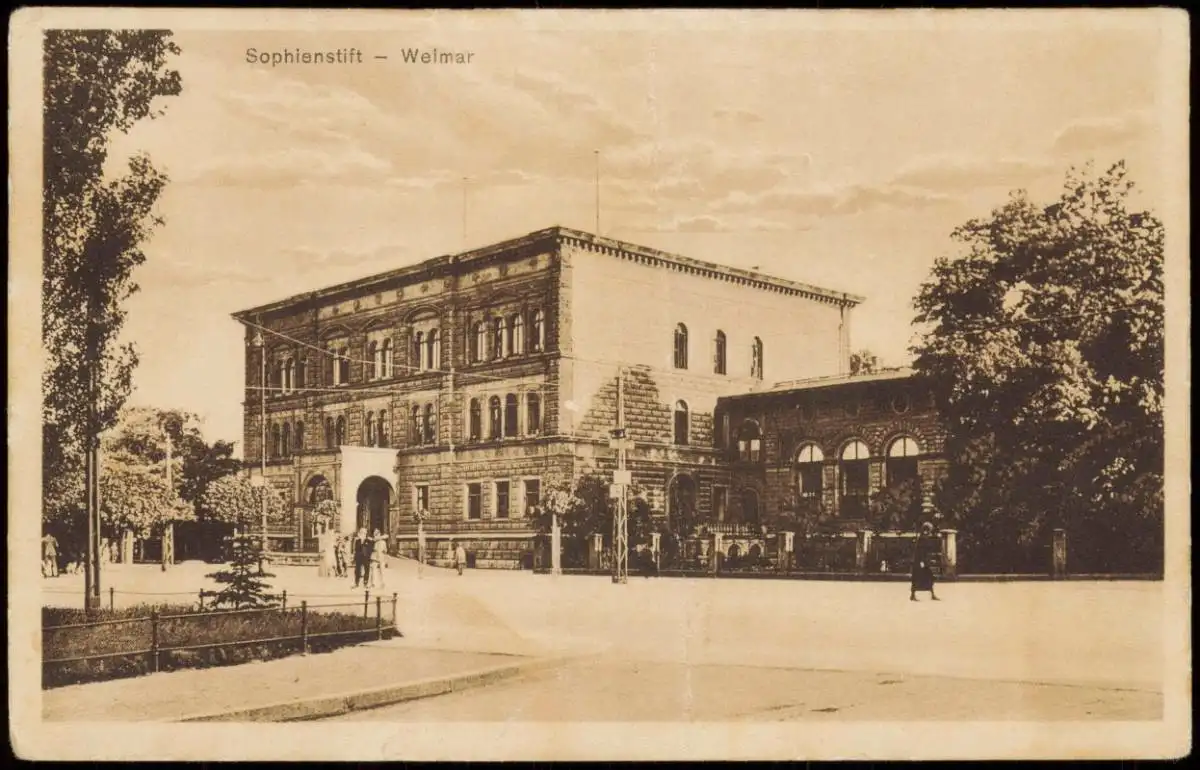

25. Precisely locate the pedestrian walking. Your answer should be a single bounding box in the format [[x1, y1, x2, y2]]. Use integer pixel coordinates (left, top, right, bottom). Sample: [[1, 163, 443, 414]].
[[910, 521, 941, 602], [369, 529, 387, 588], [41, 533, 59, 578], [352, 527, 372, 588], [453, 539, 466, 576]]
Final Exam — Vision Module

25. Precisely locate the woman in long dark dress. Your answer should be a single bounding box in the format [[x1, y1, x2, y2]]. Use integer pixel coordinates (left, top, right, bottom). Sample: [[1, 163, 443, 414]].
[[910, 521, 941, 601]]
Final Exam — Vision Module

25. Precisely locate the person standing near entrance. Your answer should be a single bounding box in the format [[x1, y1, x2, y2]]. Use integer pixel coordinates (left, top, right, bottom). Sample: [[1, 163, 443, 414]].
[[453, 539, 466, 576], [910, 521, 941, 602], [352, 527, 372, 588], [369, 529, 387, 588], [41, 532, 59, 577], [335, 535, 349, 578]]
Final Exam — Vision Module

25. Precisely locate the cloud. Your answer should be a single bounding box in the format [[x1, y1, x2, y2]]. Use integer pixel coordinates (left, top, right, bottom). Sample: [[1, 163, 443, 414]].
[[1052, 110, 1153, 154], [890, 155, 1059, 192], [183, 145, 394, 188], [713, 107, 765, 124], [709, 182, 952, 219]]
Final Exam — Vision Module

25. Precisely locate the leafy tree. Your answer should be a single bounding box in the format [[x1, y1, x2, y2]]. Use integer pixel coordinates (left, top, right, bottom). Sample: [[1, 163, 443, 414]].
[[98, 451, 193, 538], [42, 31, 182, 544], [867, 478, 925, 534], [911, 161, 1163, 573], [205, 533, 279, 610], [849, 350, 880, 376], [199, 475, 286, 530], [534, 473, 655, 566]]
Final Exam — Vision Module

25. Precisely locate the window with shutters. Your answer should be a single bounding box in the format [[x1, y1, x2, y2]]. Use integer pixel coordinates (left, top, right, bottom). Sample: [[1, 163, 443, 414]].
[[673, 323, 688, 369]]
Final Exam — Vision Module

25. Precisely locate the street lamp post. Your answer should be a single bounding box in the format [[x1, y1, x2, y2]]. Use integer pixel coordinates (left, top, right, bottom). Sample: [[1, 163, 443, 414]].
[[254, 330, 268, 573]]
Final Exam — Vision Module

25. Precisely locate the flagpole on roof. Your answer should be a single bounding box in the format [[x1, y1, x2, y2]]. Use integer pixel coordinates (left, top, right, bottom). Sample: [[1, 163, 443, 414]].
[[594, 150, 600, 236]]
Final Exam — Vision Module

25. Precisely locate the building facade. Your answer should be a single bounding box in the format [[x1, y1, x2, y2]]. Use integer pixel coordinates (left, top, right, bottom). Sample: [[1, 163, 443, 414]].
[[232, 226, 863, 568], [715, 368, 949, 542]]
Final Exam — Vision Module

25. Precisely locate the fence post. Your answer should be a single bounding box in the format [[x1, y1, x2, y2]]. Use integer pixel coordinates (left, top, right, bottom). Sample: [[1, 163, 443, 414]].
[[391, 592, 398, 633], [376, 596, 383, 640], [150, 610, 160, 673], [364, 590, 370, 619], [282, 589, 287, 612], [300, 600, 308, 655], [109, 586, 115, 612]]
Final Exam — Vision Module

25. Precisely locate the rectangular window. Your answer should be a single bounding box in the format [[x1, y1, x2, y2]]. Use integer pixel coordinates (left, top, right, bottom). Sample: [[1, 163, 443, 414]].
[[415, 484, 430, 514], [523, 479, 541, 516], [713, 485, 728, 522], [495, 481, 510, 519], [467, 483, 482, 520]]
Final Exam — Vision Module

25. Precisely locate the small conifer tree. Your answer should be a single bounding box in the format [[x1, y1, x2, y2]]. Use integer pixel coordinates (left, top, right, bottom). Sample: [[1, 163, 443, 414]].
[[205, 533, 279, 609]]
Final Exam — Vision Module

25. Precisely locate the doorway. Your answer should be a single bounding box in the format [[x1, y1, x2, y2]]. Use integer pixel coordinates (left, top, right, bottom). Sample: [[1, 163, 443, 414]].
[[356, 476, 392, 536]]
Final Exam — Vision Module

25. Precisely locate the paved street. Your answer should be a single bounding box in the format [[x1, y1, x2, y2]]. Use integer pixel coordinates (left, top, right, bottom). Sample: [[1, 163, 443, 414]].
[[326, 657, 1161, 722], [41, 560, 1165, 721]]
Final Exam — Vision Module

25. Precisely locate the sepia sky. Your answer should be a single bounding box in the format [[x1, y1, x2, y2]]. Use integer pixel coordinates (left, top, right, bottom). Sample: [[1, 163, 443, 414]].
[[100, 12, 1174, 451]]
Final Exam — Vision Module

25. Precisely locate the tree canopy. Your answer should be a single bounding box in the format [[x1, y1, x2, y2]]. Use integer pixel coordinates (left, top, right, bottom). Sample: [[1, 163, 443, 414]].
[[911, 161, 1164, 572], [200, 475, 286, 529], [848, 350, 880, 376], [42, 30, 182, 534]]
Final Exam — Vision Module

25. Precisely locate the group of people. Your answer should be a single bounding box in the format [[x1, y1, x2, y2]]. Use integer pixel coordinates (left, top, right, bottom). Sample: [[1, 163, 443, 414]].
[[317, 526, 388, 588]]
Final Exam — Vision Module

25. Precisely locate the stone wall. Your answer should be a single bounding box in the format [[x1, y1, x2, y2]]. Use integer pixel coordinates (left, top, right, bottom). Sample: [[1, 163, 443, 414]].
[[719, 373, 949, 530]]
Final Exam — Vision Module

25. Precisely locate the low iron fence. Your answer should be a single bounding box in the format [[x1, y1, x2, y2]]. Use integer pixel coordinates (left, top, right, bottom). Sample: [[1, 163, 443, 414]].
[[42, 591, 399, 683]]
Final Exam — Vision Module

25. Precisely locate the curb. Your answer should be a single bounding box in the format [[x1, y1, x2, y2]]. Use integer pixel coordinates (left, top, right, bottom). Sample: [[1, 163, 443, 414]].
[[169, 653, 576, 723]]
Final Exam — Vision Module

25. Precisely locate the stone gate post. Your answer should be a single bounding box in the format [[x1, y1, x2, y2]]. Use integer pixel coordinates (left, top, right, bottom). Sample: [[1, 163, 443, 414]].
[[939, 528, 957, 578], [855, 529, 873, 572], [1052, 528, 1067, 579]]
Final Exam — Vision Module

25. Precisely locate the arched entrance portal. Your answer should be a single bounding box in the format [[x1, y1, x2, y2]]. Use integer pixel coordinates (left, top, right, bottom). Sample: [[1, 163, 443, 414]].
[[356, 476, 392, 536], [668, 473, 697, 535]]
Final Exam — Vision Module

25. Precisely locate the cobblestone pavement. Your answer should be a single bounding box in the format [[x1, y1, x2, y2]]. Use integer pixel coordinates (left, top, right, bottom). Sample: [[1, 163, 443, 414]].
[[41, 561, 1165, 721], [325, 656, 1163, 722]]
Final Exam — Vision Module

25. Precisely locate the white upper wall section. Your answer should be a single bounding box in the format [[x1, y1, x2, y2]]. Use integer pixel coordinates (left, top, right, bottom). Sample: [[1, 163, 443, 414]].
[[563, 240, 851, 383]]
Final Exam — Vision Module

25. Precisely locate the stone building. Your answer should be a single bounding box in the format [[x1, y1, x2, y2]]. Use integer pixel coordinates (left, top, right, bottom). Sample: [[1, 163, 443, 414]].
[[231, 226, 862, 568], [711, 368, 950, 568]]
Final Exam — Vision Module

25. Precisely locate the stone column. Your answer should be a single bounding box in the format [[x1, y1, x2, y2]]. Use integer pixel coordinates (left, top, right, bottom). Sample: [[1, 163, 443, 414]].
[[589, 532, 604, 570], [855, 529, 873, 572], [699, 536, 711, 569], [551, 515, 562, 576], [650, 531, 661, 569], [940, 528, 957, 578], [780, 531, 794, 572], [712, 532, 724, 574], [1052, 528, 1067, 579]]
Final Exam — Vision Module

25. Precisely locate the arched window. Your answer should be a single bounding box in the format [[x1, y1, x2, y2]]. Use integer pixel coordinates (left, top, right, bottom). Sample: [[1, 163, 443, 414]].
[[337, 348, 350, 385], [367, 342, 378, 380], [737, 420, 762, 463], [714, 330, 727, 375], [325, 417, 335, 449], [295, 421, 305, 452], [740, 488, 761, 529], [488, 396, 502, 440], [511, 314, 525, 355], [673, 323, 689, 369], [474, 321, 487, 362], [281, 423, 291, 457], [469, 398, 482, 441], [410, 406, 421, 444], [839, 440, 871, 518], [526, 392, 541, 434], [673, 400, 689, 445], [531, 310, 545, 353], [504, 394, 519, 437], [886, 437, 921, 488], [284, 358, 295, 393], [365, 411, 376, 446], [381, 339, 392, 378], [751, 337, 764, 379], [377, 411, 388, 448], [335, 416, 346, 446], [423, 403, 436, 445], [795, 443, 824, 499], [270, 423, 281, 458], [413, 331, 425, 371], [493, 317, 507, 360], [426, 329, 440, 370], [296, 358, 307, 389], [306, 475, 332, 504]]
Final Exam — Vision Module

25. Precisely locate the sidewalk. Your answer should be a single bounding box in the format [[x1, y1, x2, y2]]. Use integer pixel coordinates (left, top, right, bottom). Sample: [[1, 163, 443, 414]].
[[42, 637, 571, 722]]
